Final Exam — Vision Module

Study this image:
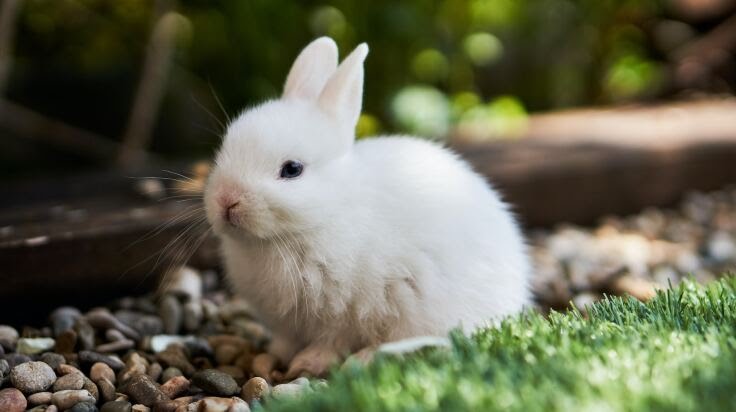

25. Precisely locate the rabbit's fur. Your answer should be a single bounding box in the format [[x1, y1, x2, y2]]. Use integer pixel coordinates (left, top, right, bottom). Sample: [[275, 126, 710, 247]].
[[204, 37, 531, 377]]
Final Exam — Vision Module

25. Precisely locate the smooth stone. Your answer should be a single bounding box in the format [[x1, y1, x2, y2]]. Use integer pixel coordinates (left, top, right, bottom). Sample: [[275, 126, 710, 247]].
[[40, 352, 66, 370], [146, 362, 162, 382], [131, 316, 163, 337], [16, 338, 56, 355], [241, 377, 270, 402], [56, 329, 78, 353], [79, 351, 125, 370], [131, 405, 150, 412], [159, 376, 190, 398], [74, 319, 96, 351], [91, 362, 116, 384], [0, 358, 9, 383], [106, 329, 128, 342], [121, 374, 169, 406], [52, 371, 85, 391], [96, 340, 135, 353], [69, 401, 99, 412], [98, 378, 117, 402], [10, 361, 57, 394], [214, 344, 240, 366], [159, 295, 182, 335], [27, 391, 53, 405], [160, 367, 183, 383], [0, 388, 26, 412], [84, 376, 100, 401], [271, 383, 308, 400], [3, 353, 32, 368], [191, 369, 238, 396], [86, 309, 141, 341], [51, 390, 96, 410], [182, 302, 203, 332], [50, 307, 82, 336], [194, 397, 250, 412], [155, 347, 195, 376], [149, 335, 196, 354], [58, 363, 83, 375], [101, 400, 133, 412], [0, 325, 19, 350]]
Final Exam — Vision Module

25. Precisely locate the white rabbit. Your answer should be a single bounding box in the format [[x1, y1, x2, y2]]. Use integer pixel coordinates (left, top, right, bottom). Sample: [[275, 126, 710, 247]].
[[204, 37, 531, 378]]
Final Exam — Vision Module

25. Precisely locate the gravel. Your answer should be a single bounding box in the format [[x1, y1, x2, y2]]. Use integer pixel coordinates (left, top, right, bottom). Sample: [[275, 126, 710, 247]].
[[3, 187, 735, 409]]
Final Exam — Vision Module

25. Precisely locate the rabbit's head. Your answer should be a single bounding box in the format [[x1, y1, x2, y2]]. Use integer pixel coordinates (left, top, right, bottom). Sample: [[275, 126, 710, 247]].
[[205, 37, 368, 239]]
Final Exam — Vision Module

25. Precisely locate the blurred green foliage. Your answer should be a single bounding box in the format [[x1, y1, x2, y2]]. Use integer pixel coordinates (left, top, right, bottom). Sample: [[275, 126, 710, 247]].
[[6, 0, 702, 166]]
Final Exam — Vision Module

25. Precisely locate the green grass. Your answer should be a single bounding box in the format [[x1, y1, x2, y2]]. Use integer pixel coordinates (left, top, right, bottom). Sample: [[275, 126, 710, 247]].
[[264, 277, 736, 412]]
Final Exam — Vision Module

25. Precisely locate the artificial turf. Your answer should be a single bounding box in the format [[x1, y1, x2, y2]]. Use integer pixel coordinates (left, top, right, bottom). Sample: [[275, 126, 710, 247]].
[[264, 277, 736, 411]]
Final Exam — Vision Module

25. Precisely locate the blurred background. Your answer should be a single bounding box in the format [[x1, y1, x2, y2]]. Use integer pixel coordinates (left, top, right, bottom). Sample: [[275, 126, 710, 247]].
[[2, 0, 736, 177]]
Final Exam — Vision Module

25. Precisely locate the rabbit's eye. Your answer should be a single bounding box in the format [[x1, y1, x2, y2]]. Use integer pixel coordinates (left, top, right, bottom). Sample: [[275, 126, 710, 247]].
[[280, 160, 304, 179]]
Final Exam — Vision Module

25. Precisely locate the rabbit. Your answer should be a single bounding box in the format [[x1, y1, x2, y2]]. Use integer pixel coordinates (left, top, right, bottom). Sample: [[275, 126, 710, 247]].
[[204, 37, 531, 378]]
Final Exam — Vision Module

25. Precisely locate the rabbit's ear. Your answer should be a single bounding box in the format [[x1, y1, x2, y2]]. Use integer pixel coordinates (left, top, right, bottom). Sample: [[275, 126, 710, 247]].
[[283, 37, 339, 100], [318, 43, 368, 132]]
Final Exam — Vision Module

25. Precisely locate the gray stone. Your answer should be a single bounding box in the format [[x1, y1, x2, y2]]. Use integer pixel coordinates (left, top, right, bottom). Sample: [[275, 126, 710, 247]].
[[79, 351, 125, 370], [40, 352, 66, 370], [50, 307, 82, 336], [192, 369, 238, 396], [159, 295, 183, 335], [100, 400, 133, 412], [0, 325, 19, 350], [69, 401, 99, 412], [121, 374, 169, 407], [51, 389, 95, 410], [9, 361, 57, 394]]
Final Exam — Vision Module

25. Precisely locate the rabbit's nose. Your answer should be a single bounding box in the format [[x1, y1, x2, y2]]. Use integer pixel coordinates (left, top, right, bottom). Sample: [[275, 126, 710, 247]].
[[223, 201, 240, 224]]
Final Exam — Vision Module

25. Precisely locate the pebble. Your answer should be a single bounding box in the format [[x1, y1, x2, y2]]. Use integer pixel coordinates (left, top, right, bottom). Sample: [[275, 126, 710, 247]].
[[50, 307, 82, 336], [74, 320, 96, 351], [251, 353, 277, 381], [0, 388, 27, 412], [192, 369, 239, 396], [27, 391, 53, 405], [131, 315, 163, 337], [147, 362, 163, 382], [69, 401, 99, 412], [193, 396, 250, 412], [121, 374, 169, 406], [10, 361, 57, 394], [160, 375, 190, 398], [86, 309, 141, 341], [159, 295, 183, 335], [40, 352, 66, 370], [55, 329, 78, 353], [131, 405, 150, 412], [149, 335, 196, 353], [241, 377, 270, 403], [182, 302, 203, 332], [214, 343, 240, 366], [0, 358, 9, 384], [106, 329, 128, 342], [97, 378, 117, 402], [3, 353, 31, 368], [96, 339, 135, 353], [101, 400, 133, 412], [83, 376, 100, 401], [53, 371, 85, 391], [91, 362, 116, 384], [0, 325, 19, 350], [16, 337, 55, 355], [271, 383, 308, 400], [161, 367, 183, 383], [79, 351, 125, 370], [52, 390, 96, 410], [156, 346, 195, 376]]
